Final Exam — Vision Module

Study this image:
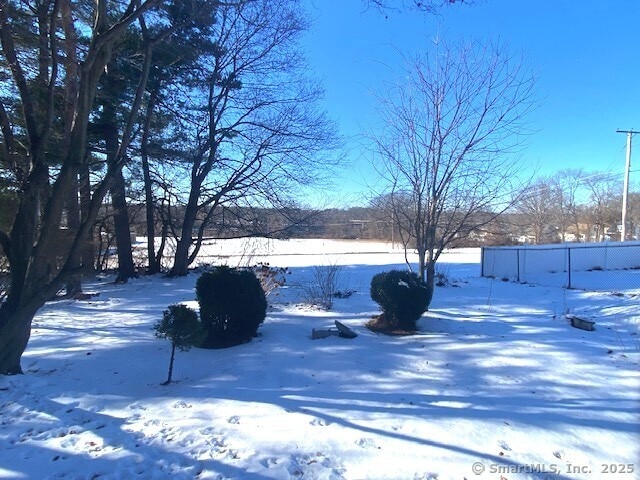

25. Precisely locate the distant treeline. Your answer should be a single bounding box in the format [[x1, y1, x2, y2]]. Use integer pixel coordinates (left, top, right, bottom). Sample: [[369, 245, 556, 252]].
[[123, 204, 515, 247]]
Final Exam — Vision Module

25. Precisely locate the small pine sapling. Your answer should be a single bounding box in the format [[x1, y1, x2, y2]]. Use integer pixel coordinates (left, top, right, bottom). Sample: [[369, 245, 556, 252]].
[[154, 304, 204, 385]]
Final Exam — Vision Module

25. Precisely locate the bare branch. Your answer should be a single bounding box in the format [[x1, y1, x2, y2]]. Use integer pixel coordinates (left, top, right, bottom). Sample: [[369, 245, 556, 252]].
[[366, 0, 471, 14]]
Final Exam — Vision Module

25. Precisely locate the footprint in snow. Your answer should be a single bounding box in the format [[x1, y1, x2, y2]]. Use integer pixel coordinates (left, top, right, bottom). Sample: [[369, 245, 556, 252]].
[[227, 415, 240, 424], [158, 425, 181, 443], [143, 418, 165, 428], [204, 434, 228, 457], [84, 420, 106, 430], [226, 448, 240, 460], [498, 440, 512, 451], [261, 457, 280, 468], [310, 417, 329, 426], [287, 453, 346, 479], [57, 401, 80, 415], [414, 474, 440, 480], [287, 455, 308, 477], [356, 437, 380, 449], [60, 434, 83, 449]]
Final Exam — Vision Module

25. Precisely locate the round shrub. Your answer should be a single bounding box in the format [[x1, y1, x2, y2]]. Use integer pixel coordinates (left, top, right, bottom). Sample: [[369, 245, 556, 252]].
[[196, 266, 267, 348], [370, 270, 429, 331]]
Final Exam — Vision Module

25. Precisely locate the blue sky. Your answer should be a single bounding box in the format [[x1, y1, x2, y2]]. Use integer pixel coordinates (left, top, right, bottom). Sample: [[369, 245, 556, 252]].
[[300, 0, 640, 205]]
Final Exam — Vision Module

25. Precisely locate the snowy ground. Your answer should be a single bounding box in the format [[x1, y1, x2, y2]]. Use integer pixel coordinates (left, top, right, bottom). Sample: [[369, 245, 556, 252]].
[[1, 240, 639, 480]]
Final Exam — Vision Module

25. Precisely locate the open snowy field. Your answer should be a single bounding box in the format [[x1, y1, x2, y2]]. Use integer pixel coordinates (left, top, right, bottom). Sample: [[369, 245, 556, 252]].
[[1, 240, 639, 480]]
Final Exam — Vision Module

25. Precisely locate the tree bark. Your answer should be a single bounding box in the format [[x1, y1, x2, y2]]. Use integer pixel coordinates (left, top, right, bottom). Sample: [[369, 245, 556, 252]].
[[79, 166, 96, 273], [0, 308, 33, 375], [424, 261, 435, 312], [169, 190, 200, 277], [110, 168, 137, 282], [170, 234, 193, 277], [162, 343, 176, 385], [142, 158, 159, 274], [65, 173, 83, 297], [103, 116, 136, 283], [141, 88, 160, 274], [61, 0, 82, 298]]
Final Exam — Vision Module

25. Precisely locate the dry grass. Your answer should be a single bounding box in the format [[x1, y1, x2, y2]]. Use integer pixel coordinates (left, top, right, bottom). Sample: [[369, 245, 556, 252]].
[[365, 314, 418, 336]]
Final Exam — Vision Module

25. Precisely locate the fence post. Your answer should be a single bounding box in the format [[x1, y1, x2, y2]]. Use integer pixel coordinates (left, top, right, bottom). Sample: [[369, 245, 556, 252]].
[[567, 246, 572, 289], [480, 247, 485, 277], [516, 248, 520, 283]]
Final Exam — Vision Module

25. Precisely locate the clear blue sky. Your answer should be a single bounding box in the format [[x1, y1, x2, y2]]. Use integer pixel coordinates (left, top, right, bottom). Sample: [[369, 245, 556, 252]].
[[300, 0, 640, 206]]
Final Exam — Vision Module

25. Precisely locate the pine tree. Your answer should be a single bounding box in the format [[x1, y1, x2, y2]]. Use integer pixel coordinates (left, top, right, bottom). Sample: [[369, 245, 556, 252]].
[[153, 304, 204, 385]]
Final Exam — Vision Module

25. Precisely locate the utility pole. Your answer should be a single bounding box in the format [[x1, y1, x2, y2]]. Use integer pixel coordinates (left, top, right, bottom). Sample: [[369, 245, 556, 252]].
[[616, 129, 639, 242]]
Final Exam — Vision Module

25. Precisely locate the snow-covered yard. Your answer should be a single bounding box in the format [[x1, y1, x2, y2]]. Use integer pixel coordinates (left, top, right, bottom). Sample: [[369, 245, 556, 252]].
[[1, 241, 639, 480]]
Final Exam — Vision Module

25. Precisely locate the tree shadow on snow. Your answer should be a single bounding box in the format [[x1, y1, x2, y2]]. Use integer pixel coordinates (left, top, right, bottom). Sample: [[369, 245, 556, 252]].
[[9, 263, 639, 478]]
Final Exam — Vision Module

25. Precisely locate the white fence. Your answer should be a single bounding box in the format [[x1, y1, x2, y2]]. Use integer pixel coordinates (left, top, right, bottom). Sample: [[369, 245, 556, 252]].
[[481, 242, 640, 291]]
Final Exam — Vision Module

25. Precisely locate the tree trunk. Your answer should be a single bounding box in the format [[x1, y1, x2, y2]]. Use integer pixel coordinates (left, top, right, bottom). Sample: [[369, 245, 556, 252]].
[[424, 260, 435, 311], [169, 194, 199, 277], [414, 240, 435, 312], [141, 89, 161, 274], [104, 117, 136, 283], [79, 166, 96, 273], [61, 0, 82, 298], [0, 305, 35, 374], [162, 343, 176, 385], [142, 171, 159, 274], [155, 213, 169, 270], [65, 173, 83, 297], [417, 247, 426, 282], [0, 219, 66, 375], [171, 235, 193, 277], [110, 168, 137, 282]]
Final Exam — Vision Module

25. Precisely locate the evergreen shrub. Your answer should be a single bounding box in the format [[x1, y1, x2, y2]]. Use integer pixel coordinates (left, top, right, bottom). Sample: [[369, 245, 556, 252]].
[[196, 266, 267, 348], [370, 270, 429, 331]]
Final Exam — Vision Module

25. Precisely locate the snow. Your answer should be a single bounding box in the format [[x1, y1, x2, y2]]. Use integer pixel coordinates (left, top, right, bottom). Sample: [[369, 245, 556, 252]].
[[1, 240, 639, 480]]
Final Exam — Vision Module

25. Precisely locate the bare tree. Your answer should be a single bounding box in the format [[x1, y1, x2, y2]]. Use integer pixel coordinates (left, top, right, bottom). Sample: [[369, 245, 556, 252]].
[[369, 39, 536, 307], [549, 169, 586, 242], [166, 0, 338, 276], [583, 173, 621, 241], [515, 177, 560, 244]]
